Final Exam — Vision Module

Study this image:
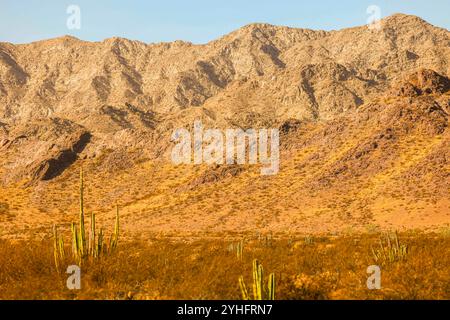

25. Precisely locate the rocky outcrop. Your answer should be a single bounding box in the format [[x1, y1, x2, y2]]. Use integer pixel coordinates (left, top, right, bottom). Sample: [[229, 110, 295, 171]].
[[0, 118, 90, 183], [392, 69, 450, 97]]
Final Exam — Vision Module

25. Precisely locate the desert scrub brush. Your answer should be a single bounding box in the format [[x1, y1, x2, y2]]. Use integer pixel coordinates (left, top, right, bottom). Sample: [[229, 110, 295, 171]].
[[239, 259, 276, 300]]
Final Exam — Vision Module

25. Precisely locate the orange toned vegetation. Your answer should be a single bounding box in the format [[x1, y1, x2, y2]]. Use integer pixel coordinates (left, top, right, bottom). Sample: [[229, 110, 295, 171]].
[[0, 232, 449, 300]]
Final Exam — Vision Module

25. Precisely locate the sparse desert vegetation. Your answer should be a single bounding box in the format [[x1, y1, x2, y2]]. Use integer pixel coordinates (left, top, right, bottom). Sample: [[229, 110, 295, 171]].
[[0, 232, 449, 300]]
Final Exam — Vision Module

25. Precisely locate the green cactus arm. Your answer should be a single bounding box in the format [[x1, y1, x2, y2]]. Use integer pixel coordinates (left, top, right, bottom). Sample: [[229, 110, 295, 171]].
[[71, 222, 79, 260], [239, 276, 250, 300], [53, 225, 60, 271], [79, 168, 86, 256], [252, 259, 259, 300], [257, 264, 264, 300], [112, 205, 120, 251], [268, 273, 276, 300], [90, 213, 96, 257], [59, 236, 65, 261]]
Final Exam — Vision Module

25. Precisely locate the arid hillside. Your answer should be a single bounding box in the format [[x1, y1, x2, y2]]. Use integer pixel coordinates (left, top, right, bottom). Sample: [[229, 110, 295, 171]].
[[0, 14, 449, 239]]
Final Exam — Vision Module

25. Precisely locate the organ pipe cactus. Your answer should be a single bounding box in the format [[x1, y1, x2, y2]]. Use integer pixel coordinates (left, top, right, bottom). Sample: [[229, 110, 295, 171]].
[[236, 239, 243, 260], [79, 167, 86, 258], [53, 225, 65, 273], [371, 231, 408, 265], [52, 167, 121, 271], [109, 205, 120, 252], [239, 259, 276, 300]]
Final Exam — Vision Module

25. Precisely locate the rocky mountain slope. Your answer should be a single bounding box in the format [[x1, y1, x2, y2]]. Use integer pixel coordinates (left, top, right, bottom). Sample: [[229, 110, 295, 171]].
[[0, 14, 449, 238]]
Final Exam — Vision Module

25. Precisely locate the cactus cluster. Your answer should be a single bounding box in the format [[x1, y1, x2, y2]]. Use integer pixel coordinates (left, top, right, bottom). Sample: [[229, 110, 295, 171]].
[[53, 168, 120, 271], [304, 235, 314, 245], [239, 259, 275, 300], [371, 231, 407, 265], [257, 232, 273, 247], [227, 239, 244, 260]]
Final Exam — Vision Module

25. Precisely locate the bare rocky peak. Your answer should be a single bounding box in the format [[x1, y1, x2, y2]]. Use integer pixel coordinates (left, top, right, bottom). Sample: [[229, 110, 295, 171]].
[[0, 14, 448, 121], [0, 14, 449, 183]]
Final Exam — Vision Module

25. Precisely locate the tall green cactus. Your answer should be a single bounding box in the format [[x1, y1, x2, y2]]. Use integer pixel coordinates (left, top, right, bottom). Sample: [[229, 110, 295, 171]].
[[52, 167, 121, 271], [89, 213, 96, 257], [53, 225, 65, 272], [71, 222, 79, 261], [228, 240, 244, 260], [109, 205, 119, 252], [79, 167, 86, 257], [239, 276, 250, 300], [268, 273, 276, 300], [236, 239, 243, 260], [253, 259, 264, 300], [98, 228, 104, 257], [239, 259, 276, 300], [53, 224, 59, 272]]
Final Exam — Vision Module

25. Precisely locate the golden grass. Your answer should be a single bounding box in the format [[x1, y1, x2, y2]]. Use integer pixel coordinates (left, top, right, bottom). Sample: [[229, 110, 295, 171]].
[[0, 232, 449, 300]]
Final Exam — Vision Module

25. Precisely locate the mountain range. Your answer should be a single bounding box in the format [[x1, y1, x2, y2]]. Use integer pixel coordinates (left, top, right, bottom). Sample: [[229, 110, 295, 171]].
[[0, 13, 448, 238]]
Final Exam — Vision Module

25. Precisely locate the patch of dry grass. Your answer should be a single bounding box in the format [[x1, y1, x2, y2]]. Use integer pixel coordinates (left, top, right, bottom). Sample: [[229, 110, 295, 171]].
[[0, 232, 449, 300]]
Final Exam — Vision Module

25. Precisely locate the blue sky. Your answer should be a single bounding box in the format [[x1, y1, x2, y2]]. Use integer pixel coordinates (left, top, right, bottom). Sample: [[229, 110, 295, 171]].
[[0, 0, 449, 44]]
